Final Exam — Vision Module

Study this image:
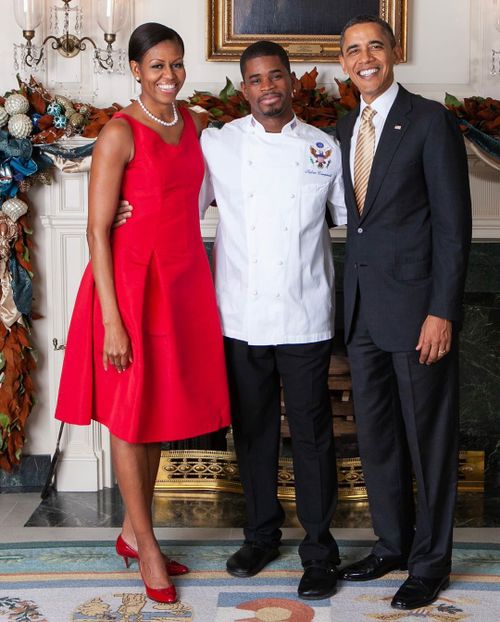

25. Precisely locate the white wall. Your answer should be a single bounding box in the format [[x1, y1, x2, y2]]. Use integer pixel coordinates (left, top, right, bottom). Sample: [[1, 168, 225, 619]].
[[0, 0, 497, 459]]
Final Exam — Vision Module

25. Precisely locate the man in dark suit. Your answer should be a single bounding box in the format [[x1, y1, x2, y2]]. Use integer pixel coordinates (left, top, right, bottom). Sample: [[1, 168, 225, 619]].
[[335, 15, 472, 610]]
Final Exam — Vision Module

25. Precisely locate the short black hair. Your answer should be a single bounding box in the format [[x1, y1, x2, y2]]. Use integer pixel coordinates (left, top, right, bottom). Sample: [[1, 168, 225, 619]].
[[128, 22, 184, 63], [339, 14, 397, 53], [240, 40, 291, 78]]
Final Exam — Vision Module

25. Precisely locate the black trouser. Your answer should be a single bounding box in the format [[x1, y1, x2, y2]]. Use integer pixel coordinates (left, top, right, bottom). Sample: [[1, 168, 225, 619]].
[[224, 337, 339, 564], [347, 297, 459, 578]]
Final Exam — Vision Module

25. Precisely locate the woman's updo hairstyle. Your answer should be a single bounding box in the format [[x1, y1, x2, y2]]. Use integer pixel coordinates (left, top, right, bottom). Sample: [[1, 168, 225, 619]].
[[128, 22, 184, 63]]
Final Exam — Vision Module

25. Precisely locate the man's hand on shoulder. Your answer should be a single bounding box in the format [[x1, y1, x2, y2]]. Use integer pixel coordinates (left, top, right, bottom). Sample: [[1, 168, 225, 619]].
[[187, 107, 209, 137], [416, 315, 452, 365], [112, 200, 133, 228]]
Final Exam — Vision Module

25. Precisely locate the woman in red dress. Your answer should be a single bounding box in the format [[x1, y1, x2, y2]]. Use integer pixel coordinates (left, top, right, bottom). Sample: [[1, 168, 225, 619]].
[[55, 23, 231, 603]]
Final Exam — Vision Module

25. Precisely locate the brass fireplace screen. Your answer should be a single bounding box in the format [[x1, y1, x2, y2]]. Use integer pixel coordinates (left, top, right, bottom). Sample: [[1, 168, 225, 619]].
[[155, 355, 483, 500], [156, 449, 484, 500]]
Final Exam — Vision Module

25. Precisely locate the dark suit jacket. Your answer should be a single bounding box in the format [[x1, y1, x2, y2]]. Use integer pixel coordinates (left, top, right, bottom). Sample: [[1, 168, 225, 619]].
[[336, 85, 472, 351]]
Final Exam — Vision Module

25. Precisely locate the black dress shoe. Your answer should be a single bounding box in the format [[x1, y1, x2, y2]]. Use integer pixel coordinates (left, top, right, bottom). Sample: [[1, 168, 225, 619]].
[[340, 553, 407, 581], [298, 560, 338, 600], [391, 575, 450, 609], [226, 543, 280, 577]]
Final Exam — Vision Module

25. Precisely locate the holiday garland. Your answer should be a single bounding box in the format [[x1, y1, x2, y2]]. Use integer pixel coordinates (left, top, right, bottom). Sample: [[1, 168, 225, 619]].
[[188, 68, 360, 126], [0, 76, 120, 471], [445, 93, 500, 163]]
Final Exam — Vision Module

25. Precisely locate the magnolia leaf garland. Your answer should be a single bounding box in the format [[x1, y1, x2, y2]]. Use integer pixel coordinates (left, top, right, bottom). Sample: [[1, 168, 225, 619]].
[[186, 69, 361, 126], [0, 211, 35, 471], [0, 77, 120, 472]]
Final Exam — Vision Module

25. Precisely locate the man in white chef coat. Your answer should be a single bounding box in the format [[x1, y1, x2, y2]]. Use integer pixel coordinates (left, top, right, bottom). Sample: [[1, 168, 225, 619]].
[[116, 40, 346, 600], [200, 41, 346, 600]]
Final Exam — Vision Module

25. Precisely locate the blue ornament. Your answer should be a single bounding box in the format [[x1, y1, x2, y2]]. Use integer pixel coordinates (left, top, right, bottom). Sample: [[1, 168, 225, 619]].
[[31, 112, 42, 130], [47, 102, 62, 116], [54, 115, 67, 129]]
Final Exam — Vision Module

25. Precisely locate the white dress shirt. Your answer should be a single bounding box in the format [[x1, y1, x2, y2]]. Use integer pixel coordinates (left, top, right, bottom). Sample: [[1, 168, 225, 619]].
[[349, 81, 400, 179], [200, 114, 346, 346]]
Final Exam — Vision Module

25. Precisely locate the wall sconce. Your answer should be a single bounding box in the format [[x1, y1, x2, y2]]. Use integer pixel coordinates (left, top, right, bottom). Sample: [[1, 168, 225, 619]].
[[13, 0, 128, 74], [491, 0, 500, 76]]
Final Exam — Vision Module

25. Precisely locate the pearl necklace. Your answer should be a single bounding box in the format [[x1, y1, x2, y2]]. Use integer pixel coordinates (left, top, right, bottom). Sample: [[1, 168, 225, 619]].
[[137, 96, 178, 127]]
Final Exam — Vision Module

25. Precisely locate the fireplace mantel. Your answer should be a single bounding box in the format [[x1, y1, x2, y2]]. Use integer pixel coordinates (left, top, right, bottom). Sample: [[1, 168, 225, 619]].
[[36, 148, 500, 491]]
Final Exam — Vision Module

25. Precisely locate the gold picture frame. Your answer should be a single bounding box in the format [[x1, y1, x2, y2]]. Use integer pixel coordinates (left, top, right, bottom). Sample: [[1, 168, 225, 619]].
[[207, 0, 408, 62]]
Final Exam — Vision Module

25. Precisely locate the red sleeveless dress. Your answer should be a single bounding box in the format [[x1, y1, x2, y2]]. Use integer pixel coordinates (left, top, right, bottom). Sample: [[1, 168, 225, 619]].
[[55, 108, 231, 442]]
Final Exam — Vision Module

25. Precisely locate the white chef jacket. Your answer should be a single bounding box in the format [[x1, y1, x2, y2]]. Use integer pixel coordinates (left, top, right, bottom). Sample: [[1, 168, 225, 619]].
[[199, 114, 346, 346]]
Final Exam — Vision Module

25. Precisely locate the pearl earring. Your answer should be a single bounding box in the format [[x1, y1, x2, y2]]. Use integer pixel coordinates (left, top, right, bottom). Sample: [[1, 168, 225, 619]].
[[136, 77, 141, 83]]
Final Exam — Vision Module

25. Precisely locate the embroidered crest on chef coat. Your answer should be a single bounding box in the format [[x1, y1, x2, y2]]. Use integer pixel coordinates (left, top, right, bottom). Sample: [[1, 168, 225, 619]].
[[309, 142, 332, 169]]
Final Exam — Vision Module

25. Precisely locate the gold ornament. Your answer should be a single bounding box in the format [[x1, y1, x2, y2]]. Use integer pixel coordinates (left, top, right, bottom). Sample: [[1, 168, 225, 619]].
[[55, 95, 74, 112], [4, 93, 29, 116], [37, 170, 52, 185], [18, 178, 33, 194], [64, 106, 76, 119], [69, 112, 85, 130], [7, 114, 33, 139], [20, 170, 52, 194], [2, 197, 28, 222]]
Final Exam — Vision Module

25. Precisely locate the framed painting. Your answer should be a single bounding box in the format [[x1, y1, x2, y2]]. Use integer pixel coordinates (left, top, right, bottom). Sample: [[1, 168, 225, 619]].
[[207, 0, 408, 62]]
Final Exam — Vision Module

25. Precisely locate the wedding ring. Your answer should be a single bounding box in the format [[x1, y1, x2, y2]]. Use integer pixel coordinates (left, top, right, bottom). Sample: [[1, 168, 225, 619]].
[[438, 349, 446, 355]]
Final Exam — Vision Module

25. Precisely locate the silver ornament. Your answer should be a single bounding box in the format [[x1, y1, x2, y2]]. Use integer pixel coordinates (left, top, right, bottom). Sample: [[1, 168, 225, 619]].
[[0, 163, 13, 187], [0, 106, 8, 127], [2, 197, 28, 222], [8, 113, 33, 139], [4, 93, 29, 116], [78, 105, 89, 116]]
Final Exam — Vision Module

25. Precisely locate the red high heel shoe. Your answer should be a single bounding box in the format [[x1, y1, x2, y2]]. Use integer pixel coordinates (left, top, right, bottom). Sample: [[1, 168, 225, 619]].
[[139, 561, 177, 604], [115, 535, 189, 575]]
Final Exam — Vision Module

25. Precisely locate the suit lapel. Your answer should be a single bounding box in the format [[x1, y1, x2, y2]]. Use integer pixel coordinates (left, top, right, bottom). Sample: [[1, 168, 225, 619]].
[[339, 107, 359, 220], [360, 86, 412, 221]]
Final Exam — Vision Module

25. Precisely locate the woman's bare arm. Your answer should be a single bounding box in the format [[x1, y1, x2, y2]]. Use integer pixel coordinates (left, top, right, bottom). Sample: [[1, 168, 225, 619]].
[[86, 118, 134, 372]]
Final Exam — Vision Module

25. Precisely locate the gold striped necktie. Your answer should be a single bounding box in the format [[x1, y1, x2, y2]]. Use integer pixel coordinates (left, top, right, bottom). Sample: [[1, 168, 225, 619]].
[[354, 106, 377, 215]]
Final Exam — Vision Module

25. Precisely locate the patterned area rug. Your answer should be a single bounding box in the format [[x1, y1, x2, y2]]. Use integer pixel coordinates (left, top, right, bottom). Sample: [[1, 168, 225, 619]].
[[1, 540, 499, 621]]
